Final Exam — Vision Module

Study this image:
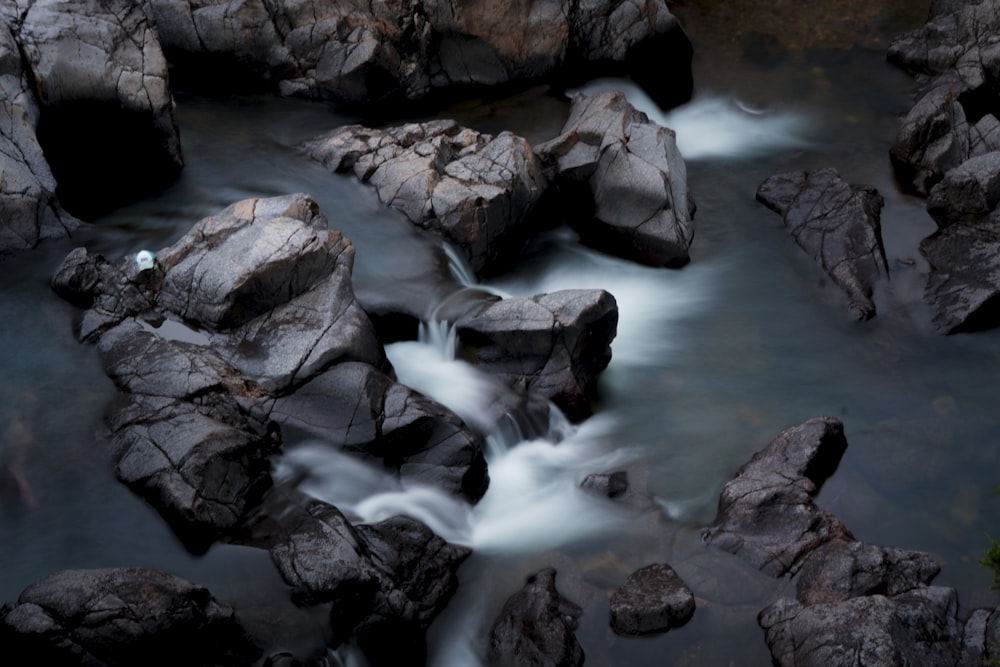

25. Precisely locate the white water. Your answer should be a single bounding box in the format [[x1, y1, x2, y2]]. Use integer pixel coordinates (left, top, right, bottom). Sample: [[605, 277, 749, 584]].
[[571, 78, 813, 160]]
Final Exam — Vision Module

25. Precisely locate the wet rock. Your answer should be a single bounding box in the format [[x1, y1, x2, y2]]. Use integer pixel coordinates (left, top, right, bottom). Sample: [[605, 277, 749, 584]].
[[453, 288, 618, 422], [759, 587, 969, 667], [305, 120, 546, 275], [0, 567, 260, 666], [794, 539, 941, 606], [270, 362, 489, 502], [926, 151, 1000, 227], [756, 168, 888, 321], [609, 563, 695, 636], [703, 416, 852, 577], [489, 568, 585, 667], [919, 218, 1000, 333], [580, 470, 630, 499], [0, 22, 79, 256], [16, 0, 182, 218], [536, 90, 694, 268], [265, 498, 470, 666], [145, 0, 690, 108]]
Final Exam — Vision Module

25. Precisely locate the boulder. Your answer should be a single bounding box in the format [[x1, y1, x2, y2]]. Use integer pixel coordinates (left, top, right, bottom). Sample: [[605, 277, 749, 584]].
[[609, 563, 695, 636], [0, 21, 79, 256], [0, 567, 260, 666], [264, 498, 470, 666], [16, 0, 182, 218], [489, 569, 585, 667], [919, 218, 1000, 333], [453, 288, 618, 422], [536, 90, 694, 268], [702, 416, 852, 577], [269, 362, 489, 502], [759, 587, 974, 667], [794, 539, 941, 606], [305, 120, 547, 275], [926, 151, 1000, 227], [756, 168, 889, 321]]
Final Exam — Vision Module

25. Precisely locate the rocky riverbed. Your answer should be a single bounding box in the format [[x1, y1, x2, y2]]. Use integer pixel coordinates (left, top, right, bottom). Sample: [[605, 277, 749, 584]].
[[3, 1, 1000, 665]]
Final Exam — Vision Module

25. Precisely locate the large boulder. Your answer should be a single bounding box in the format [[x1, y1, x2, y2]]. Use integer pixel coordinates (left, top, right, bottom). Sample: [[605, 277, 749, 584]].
[[489, 568, 585, 667], [263, 497, 470, 667], [452, 288, 618, 422], [305, 119, 547, 276], [759, 587, 976, 667], [756, 168, 889, 321], [270, 361, 489, 502], [15, 0, 182, 218], [0, 567, 260, 666], [536, 90, 694, 268], [143, 0, 691, 108], [0, 21, 79, 256], [702, 416, 852, 577]]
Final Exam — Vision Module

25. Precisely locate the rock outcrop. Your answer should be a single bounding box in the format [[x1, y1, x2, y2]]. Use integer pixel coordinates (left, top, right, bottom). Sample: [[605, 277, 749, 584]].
[[609, 562, 695, 636], [537, 90, 695, 268], [756, 168, 888, 321]]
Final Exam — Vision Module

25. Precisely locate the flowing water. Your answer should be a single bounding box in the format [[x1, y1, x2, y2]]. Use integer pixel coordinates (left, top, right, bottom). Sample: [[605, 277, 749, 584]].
[[4, 1, 1000, 664]]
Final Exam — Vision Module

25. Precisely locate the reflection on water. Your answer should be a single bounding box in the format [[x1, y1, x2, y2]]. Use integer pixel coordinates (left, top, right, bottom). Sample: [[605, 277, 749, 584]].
[[3, 1, 1000, 663]]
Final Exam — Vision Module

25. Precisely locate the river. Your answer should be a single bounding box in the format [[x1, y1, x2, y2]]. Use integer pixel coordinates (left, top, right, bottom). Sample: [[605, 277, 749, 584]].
[[3, 1, 999, 665]]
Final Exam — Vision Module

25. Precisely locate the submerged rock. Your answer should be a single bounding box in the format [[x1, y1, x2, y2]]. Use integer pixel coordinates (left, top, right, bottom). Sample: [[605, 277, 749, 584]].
[[0, 567, 260, 666], [489, 569, 585, 667], [537, 90, 694, 268], [609, 563, 695, 636], [756, 168, 888, 321]]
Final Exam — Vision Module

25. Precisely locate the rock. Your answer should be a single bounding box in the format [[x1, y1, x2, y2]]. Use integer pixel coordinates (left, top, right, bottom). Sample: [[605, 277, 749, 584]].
[[16, 0, 182, 218], [305, 120, 547, 275], [264, 498, 470, 666], [759, 587, 969, 667], [489, 569, 585, 667], [580, 470, 630, 499], [269, 362, 489, 502], [609, 563, 695, 635], [756, 168, 889, 321], [144, 0, 691, 108], [702, 416, 852, 577], [0, 21, 79, 256], [926, 151, 1000, 227], [919, 218, 1000, 333], [0, 567, 260, 666], [794, 539, 941, 606], [536, 90, 694, 268], [453, 288, 618, 422]]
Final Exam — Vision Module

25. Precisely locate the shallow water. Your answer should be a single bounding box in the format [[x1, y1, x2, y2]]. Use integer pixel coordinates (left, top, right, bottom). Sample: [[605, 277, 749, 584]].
[[4, 1, 1000, 664]]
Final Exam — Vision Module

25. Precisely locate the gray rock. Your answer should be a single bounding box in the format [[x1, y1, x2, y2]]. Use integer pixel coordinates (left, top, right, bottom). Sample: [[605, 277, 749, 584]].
[[454, 288, 618, 422], [919, 218, 1000, 333], [580, 470, 630, 499], [537, 90, 694, 268], [795, 539, 941, 606], [703, 416, 852, 577], [0, 567, 260, 666], [16, 0, 182, 217], [759, 587, 965, 667], [265, 498, 470, 666], [756, 168, 888, 321], [0, 22, 78, 256], [927, 151, 1000, 227], [144, 0, 690, 107], [270, 362, 489, 501], [609, 563, 695, 635], [489, 569, 584, 667], [305, 120, 546, 275]]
